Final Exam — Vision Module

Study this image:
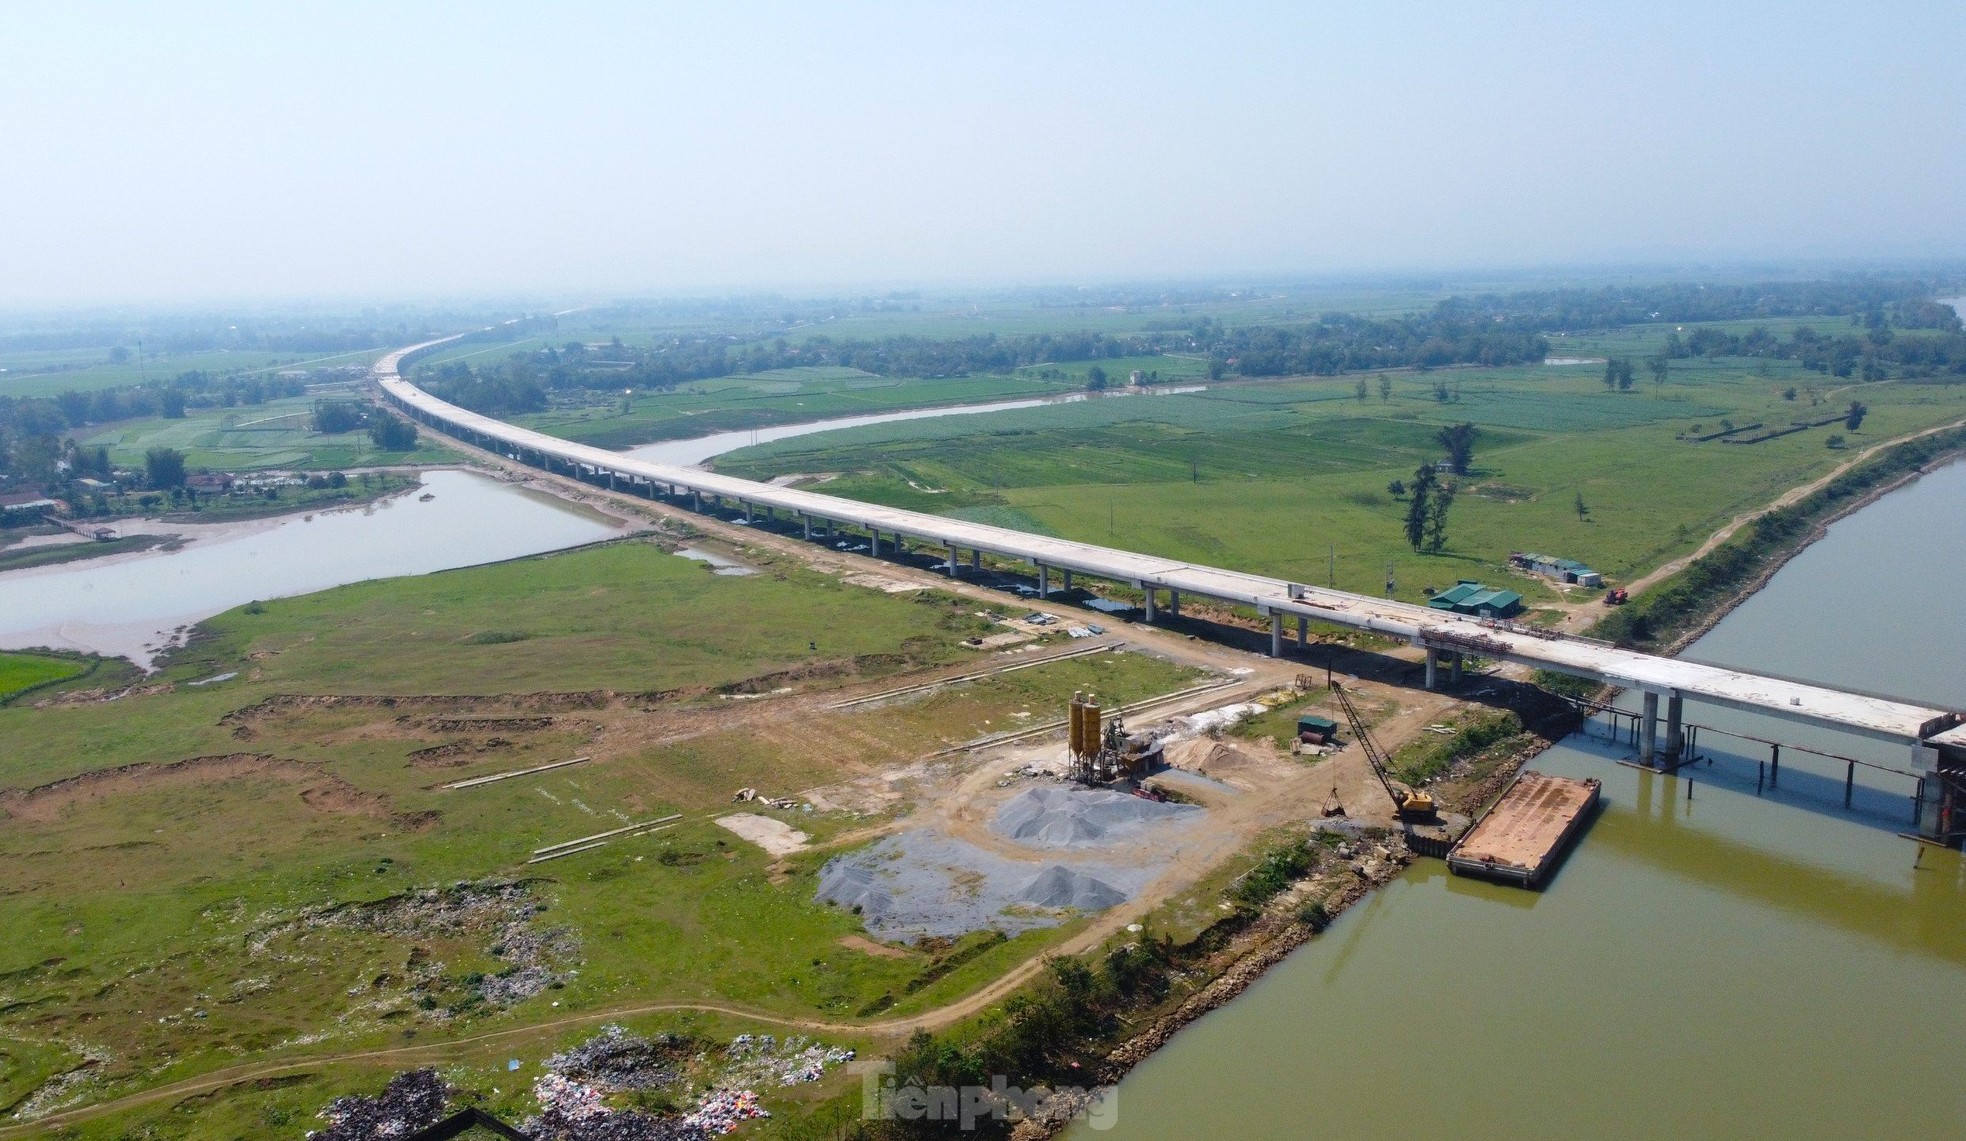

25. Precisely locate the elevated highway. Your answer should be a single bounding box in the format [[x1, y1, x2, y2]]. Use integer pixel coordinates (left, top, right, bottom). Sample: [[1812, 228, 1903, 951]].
[[374, 335, 1964, 840]]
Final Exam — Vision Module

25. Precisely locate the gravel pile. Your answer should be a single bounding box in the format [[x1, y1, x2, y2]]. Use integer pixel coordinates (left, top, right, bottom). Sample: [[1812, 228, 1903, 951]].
[[1015, 865, 1126, 910], [816, 830, 1151, 938], [308, 1069, 447, 1141], [992, 787, 1200, 848]]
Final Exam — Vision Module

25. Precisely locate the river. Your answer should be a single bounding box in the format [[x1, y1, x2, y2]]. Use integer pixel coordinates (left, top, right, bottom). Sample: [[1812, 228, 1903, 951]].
[[1077, 460, 1966, 1139], [0, 469, 619, 666]]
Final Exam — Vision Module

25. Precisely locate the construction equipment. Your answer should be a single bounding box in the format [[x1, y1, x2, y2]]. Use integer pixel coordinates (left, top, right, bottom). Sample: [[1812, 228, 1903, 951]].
[[1604, 587, 1630, 606], [1330, 683, 1436, 822]]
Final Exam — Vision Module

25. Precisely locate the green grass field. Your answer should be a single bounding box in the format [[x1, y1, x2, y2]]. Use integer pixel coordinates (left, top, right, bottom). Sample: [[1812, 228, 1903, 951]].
[[0, 539, 1201, 1133], [716, 357, 1966, 606], [79, 393, 458, 472], [0, 346, 389, 399], [0, 651, 86, 701]]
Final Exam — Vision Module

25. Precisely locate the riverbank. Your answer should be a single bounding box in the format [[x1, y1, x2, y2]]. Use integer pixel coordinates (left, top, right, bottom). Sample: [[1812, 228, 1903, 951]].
[[1594, 424, 1966, 653]]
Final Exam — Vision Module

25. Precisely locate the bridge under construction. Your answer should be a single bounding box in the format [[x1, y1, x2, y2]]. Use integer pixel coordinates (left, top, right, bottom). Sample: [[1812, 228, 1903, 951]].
[[374, 335, 1966, 848]]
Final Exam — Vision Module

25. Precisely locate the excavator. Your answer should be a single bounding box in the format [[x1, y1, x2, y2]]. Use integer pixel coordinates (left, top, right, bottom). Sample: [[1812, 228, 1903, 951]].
[[1329, 682, 1436, 822]]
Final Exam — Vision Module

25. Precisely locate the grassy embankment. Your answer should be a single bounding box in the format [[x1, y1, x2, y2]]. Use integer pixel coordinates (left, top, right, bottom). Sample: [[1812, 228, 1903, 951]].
[[0, 538, 1199, 1135], [0, 651, 88, 701], [714, 341, 1966, 612]]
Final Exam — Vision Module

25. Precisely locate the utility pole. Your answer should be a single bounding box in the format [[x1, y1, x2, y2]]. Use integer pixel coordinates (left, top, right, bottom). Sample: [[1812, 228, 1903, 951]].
[[1385, 560, 1395, 599], [1329, 544, 1336, 588]]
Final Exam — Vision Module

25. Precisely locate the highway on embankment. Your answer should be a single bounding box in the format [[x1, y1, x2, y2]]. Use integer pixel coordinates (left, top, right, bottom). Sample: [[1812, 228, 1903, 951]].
[[374, 335, 1966, 770]]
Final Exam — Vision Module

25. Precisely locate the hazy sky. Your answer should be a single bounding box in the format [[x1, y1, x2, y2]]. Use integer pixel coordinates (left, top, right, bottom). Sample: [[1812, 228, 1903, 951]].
[[5, 2, 1963, 304]]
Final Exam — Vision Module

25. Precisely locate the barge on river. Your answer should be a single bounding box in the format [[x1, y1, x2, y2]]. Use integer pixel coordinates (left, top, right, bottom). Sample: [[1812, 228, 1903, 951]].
[[1447, 771, 1601, 888]]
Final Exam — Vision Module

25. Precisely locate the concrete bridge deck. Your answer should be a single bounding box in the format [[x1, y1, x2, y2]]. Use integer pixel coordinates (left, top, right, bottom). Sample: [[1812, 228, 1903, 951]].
[[374, 337, 1963, 780]]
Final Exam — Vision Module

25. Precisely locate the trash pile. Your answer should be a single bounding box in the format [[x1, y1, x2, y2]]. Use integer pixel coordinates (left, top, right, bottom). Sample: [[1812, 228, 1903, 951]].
[[308, 1068, 447, 1141], [547, 1025, 687, 1091], [680, 1089, 769, 1135], [529, 1074, 699, 1141], [719, 1034, 856, 1088]]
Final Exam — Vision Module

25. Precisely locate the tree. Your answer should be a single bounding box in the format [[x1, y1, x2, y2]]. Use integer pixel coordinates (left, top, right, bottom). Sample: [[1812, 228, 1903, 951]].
[[1354, 378, 1368, 402], [1378, 375, 1392, 402], [1425, 481, 1456, 553], [1825, 434, 1846, 449], [1085, 365, 1108, 392], [1603, 358, 1635, 390], [1647, 356, 1669, 387], [1403, 464, 1437, 553], [144, 447, 187, 489], [1386, 479, 1406, 497], [368, 416, 418, 451], [312, 400, 366, 433], [1574, 491, 1590, 521], [1845, 400, 1867, 431], [1435, 422, 1478, 474], [1782, 386, 1798, 401]]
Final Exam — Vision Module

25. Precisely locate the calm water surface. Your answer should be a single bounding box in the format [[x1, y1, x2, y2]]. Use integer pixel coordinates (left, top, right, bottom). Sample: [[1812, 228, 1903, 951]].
[[0, 469, 618, 665], [1080, 461, 1966, 1140]]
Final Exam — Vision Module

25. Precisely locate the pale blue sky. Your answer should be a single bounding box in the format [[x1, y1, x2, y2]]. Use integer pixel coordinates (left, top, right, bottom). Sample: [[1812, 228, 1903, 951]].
[[3, 2, 1962, 303]]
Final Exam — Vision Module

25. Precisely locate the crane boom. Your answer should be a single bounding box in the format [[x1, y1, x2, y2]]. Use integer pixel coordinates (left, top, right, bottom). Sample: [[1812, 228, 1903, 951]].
[[1330, 683, 1436, 820]]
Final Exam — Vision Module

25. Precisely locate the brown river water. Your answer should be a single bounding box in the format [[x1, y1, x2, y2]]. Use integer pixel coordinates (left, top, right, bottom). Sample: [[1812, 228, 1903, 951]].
[[1077, 460, 1966, 1139]]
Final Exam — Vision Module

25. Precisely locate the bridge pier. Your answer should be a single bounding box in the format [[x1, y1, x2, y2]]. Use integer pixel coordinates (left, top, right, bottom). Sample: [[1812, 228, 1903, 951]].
[[1062, 570, 1074, 593], [1641, 692, 1660, 766], [1449, 651, 1463, 687], [802, 514, 812, 540], [1037, 564, 1049, 597], [1168, 589, 1180, 617], [1297, 614, 1308, 648], [1270, 612, 1284, 658], [1143, 587, 1156, 623], [1424, 648, 1439, 691], [1665, 693, 1685, 760], [946, 547, 958, 575], [970, 549, 981, 572]]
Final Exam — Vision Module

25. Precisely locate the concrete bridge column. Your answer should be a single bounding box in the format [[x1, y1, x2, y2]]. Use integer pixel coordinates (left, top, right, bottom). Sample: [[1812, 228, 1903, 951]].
[[1270, 612, 1284, 658], [802, 514, 812, 540], [1665, 693, 1685, 760], [1143, 587, 1156, 623], [1038, 564, 1049, 596], [1641, 691, 1660, 766], [743, 502, 754, 523], [1062, 570, 1074, 593], [1168, 589, 1180, 617], [1424, 648, 1439, 691], [1449, 652, 1463, 688], [692, 490, 702, 511], [606, 471, 616, 490], [947, 547, 958, 575], [970, 549, 981, 571], [1297, 614, 1308, 648]]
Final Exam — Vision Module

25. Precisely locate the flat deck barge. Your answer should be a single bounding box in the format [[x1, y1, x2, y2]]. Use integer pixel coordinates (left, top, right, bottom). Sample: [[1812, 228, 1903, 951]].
[[1447, 770, 1601, 888]]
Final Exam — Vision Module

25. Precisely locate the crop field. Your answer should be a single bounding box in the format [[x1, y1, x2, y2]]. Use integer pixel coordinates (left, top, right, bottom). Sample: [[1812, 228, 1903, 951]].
[[80, 394, 457, 471], [718, 356, 1966, 606], [513, 366, 1079, 449], [0, 346, 389, 399], [0, 651, 85, 701], [0, 537, 1203, 1132]]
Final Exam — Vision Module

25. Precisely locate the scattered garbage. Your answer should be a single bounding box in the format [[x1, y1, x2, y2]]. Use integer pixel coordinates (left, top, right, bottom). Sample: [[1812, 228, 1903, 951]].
[[546, 1024, 687, 1091], [682, 1089, 768, 1135], [309, 1069, 447, 1141]]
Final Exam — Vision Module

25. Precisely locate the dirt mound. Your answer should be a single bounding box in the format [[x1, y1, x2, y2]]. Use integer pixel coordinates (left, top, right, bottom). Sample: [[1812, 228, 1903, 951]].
[[0, 752, 433, 830], [992, 787, 1200, 849], [419, 715, 557, 733], [406, 738, 513, 767], [1016, 865, 1127, 911]]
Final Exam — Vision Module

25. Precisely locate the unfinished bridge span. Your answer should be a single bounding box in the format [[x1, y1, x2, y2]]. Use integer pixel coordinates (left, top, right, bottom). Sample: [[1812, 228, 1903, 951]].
[[375, 335, 1966, 846]]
